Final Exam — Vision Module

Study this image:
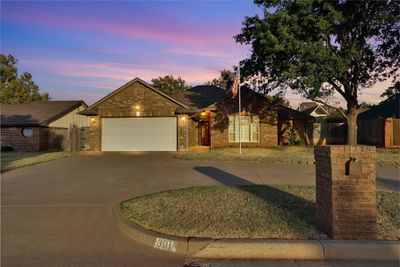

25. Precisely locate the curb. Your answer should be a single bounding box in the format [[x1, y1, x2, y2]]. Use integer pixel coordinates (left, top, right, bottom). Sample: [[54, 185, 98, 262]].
[[112, 203, 400, 261]]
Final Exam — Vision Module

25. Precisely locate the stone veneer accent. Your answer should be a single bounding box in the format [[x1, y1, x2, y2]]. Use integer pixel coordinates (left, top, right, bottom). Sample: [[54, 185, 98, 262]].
[[314, 145, 377, 240], [1, 127, 48, 151]]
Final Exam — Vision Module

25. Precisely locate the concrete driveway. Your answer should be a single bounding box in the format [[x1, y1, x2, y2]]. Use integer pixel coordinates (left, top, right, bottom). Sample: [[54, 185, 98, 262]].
[[1, 152, 399, 266]]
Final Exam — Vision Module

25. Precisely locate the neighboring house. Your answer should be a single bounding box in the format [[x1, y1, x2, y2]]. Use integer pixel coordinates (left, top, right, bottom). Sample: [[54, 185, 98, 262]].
[[298, 102, 330, 119], [79, 77, 312, 152], [358, 94, 400, 147], [1, 101, 89, 151]]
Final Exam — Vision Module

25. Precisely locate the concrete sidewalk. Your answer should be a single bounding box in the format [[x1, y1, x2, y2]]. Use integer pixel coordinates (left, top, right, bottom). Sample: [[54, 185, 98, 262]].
[[184, 259, 399, 267], [113, 202, 400, 262]]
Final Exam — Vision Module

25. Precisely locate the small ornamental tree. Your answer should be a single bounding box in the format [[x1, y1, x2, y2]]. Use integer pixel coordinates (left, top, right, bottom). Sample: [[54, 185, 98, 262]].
[[235, 0, 399, 145]]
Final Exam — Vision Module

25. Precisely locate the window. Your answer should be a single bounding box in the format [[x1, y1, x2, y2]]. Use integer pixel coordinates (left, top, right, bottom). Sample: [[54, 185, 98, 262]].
[[21, 127, 33, 138], [228, 115, 260, 142]]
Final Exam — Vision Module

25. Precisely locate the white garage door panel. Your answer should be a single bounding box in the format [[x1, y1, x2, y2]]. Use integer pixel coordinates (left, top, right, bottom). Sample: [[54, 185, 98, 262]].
[[102, 117, 177, 151]]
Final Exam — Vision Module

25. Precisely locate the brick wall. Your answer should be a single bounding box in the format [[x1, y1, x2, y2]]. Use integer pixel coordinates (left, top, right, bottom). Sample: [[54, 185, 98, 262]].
[[188, 119, 199, 148], [1, 126, 49, 151], [210, 90, 278, 148], [89, 81, 183, 151], [177, 115, 189, 150], [314, 145, 377, 240]]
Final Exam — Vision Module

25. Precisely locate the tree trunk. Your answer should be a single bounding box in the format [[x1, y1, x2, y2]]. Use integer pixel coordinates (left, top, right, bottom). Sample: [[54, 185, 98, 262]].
[[346, 108, 359, 145]]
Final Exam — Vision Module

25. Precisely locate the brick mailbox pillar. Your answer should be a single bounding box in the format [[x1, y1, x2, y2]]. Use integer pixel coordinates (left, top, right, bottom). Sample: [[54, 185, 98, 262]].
[[314, 145, 377, 240]]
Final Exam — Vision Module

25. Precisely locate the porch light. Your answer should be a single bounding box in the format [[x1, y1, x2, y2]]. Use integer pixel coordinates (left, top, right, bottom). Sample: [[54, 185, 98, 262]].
[[181, 117, 186, 121], [90, 118, 96, 122], [135, 105, 140, 110], [200, 111, 207, 116]]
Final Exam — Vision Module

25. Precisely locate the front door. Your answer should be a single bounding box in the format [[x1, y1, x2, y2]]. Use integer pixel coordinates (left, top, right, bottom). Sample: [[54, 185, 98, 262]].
[[199, 122, 210, 146]]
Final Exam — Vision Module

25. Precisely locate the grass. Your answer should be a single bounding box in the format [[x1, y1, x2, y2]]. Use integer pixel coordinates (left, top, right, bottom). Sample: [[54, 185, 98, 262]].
[[121, 185, 400, 240], [1, 151, 77, 172], [175, 146, 400, 167]]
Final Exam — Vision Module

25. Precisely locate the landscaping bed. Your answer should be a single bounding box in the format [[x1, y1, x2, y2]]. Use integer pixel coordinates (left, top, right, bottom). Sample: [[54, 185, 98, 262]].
[[175, 147, 400, 167], [1, 151, 77, 172], [121, 185, 400, 240]]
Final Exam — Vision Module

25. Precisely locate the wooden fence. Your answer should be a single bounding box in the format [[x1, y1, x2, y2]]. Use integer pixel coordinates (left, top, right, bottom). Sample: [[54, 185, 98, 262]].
[[358, 118, 400, 147], [307, 118, 400, 147], [309, 123, 347, 145], [393, 119, 400, 146], [358, 119, 384, 146], [49, 125, 90, 151]]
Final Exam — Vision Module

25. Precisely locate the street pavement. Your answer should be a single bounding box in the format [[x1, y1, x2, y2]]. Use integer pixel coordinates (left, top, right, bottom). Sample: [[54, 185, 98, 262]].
[[1, 152, 399, 266]]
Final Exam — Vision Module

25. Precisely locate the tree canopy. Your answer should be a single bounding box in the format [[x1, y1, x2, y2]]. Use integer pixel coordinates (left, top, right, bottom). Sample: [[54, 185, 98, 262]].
[[235, 0, 399, 144], [206, 69, 236, 91], [380, 81, 400, 100], [266, 92, 291, 108], [151, 75, 190, 94], [0, 54, 49, 104]]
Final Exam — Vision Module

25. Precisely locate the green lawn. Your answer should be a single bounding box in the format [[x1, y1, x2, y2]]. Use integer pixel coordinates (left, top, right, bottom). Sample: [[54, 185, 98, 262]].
[[121, 185, 400, 240], [175, 147, 400, 167], [1, 151, 77, 172]]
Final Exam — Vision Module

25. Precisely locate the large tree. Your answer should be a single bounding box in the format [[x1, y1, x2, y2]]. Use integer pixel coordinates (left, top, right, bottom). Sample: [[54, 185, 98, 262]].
[[0, 54, 49, 104], [235, 0, 399, 145], [380, 81, 400, 100], [151, 75, 190, 94]]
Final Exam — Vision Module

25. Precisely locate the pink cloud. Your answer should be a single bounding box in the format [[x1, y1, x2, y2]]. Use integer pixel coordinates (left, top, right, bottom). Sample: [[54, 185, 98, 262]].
[[3, 8, 238, 46], [23, 58, 225, 85], [164, 45, 247, 60]]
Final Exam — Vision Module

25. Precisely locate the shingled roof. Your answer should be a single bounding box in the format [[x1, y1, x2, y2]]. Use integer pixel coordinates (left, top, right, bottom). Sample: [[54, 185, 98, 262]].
[[1, 101, 87, 126], [358, 94, 400, 120], [278, 107, 314, 120], [168, 85, 228, 113]]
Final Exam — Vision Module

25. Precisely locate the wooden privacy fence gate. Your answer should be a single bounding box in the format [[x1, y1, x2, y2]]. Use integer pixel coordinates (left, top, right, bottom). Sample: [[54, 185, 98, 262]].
[[49, 125, 90, 151], [358, 118, 400, 147]]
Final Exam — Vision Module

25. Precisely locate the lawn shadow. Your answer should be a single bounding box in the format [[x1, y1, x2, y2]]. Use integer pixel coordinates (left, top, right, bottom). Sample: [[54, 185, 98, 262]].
[[0, 152, 42, 172], [377, 176, 400, 192], [193, 166, 321, 238]]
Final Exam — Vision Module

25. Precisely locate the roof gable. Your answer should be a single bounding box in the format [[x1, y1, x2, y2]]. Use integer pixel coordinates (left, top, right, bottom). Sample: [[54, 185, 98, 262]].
[[85, 78, 189, 112], [313, 106, 328, 115]]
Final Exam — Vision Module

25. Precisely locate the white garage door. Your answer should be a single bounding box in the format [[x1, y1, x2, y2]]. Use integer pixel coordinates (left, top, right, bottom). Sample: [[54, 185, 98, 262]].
[[101, 117, 177, 151]]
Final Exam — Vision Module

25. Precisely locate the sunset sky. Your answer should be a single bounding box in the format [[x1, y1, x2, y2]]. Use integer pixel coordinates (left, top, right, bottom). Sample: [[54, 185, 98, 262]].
[[1, 1, 393, 107]]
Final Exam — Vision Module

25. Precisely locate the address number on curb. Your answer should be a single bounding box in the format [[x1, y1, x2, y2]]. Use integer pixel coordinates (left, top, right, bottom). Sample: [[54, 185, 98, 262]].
[[154, 238, 176, 252]]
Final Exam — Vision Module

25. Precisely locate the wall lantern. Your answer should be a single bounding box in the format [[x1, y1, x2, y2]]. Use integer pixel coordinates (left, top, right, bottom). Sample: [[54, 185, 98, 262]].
[[134, 105, 141, 116], [181, 116, 186, 122]]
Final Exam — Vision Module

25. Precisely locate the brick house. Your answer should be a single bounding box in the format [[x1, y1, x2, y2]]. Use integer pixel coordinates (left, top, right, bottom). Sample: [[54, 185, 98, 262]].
[[1, 101, 89, 151], [79, 77, 311, 151]]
